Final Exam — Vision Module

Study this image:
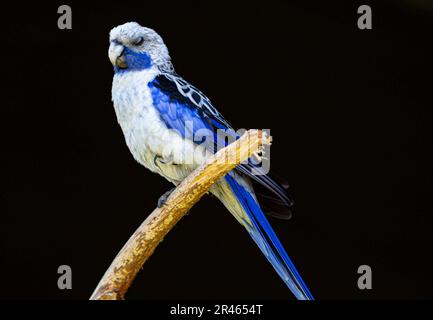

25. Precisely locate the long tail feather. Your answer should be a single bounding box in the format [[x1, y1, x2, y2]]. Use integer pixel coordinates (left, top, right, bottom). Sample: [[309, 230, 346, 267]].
[[225, 175, 313, 300]]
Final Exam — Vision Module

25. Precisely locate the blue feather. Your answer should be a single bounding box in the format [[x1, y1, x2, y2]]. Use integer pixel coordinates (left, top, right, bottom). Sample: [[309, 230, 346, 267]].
[[115, 47, 152, 73], [149, 80, 216, 146], [225, 175, 314, 300], [149, 74, 313, 299]]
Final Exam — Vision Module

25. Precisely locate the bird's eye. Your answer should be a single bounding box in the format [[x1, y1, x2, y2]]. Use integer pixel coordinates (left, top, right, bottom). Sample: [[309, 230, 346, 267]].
[[133, 37, 144, 46]]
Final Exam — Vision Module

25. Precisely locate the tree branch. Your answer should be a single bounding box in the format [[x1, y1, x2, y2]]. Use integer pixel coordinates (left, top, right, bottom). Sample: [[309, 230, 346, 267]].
[[90, 129, 271, 300]]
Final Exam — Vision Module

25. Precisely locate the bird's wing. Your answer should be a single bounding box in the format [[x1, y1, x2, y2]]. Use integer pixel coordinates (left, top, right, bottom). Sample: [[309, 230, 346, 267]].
[[148, 72, 293, 219]]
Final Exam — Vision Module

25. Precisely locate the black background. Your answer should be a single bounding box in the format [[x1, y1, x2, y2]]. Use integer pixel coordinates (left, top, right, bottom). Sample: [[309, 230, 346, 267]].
[[1, 0, 432, 300]]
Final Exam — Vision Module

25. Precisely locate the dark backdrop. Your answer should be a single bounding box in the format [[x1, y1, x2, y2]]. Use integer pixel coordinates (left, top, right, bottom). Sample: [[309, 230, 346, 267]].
[[1, 0, 432, 299]]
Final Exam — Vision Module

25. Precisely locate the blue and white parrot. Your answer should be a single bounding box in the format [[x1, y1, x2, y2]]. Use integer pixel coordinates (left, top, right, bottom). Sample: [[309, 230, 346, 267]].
[[108, 22, 313, 300]]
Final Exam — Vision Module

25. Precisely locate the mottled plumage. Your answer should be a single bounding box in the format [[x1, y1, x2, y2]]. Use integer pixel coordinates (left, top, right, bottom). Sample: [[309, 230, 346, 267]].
[[108, 22, 313, 300]]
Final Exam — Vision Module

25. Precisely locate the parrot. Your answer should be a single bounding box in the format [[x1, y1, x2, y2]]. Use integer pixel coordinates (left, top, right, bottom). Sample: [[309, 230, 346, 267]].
[[108, 22, 313, 300]]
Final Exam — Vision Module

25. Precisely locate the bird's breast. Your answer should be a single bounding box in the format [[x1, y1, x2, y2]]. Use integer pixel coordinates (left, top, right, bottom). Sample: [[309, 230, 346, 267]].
[[111, 69, 206, 175]]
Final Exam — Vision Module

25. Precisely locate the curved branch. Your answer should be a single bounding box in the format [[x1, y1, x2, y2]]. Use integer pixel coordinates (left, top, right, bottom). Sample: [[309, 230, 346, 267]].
[[90, 130, 271, 300]]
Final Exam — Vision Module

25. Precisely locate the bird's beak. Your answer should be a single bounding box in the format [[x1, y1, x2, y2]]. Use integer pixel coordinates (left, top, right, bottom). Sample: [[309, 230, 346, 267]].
[[109, 42, 128, 69]]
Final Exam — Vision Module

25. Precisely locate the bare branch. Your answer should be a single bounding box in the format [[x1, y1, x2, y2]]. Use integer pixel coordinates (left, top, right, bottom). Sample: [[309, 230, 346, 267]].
[[90, 129, 271, 300]]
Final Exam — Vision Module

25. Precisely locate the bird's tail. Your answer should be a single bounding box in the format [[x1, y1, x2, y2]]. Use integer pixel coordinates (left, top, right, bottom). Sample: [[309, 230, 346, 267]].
[[217, 174, 313, 300]]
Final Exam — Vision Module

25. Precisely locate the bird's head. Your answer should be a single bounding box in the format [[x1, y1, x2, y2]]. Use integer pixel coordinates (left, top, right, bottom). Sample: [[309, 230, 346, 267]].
[[108, 22, 173, 72]]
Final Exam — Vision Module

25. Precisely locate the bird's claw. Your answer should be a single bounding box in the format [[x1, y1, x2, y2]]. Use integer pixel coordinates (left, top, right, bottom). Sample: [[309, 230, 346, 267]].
[[157, 188, 176, 208]]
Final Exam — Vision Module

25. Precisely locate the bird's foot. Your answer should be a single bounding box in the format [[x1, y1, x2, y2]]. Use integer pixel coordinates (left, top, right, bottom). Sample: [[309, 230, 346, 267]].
[[157, 188, 176, 208]]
